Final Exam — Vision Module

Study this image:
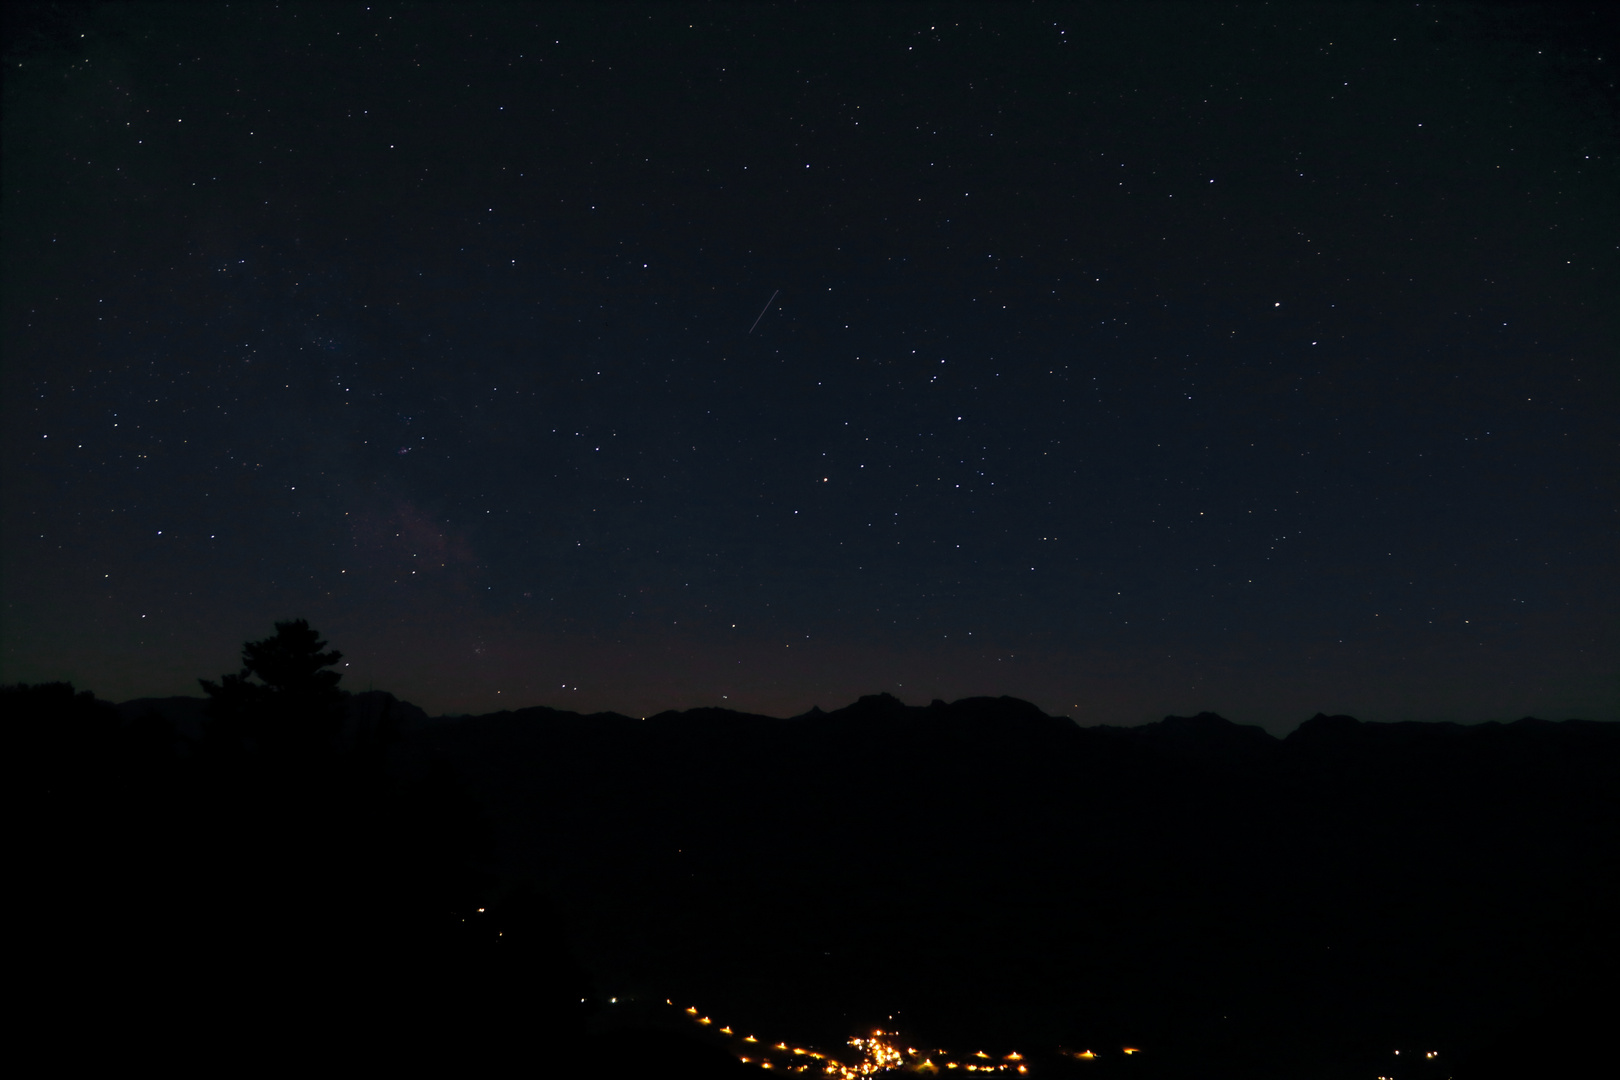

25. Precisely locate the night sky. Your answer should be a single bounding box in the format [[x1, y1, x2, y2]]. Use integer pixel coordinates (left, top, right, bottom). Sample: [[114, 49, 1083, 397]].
[[4, 3, 1614, 730]]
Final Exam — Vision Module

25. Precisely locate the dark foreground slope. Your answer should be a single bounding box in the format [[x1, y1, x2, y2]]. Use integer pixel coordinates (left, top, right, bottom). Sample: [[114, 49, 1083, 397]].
[[398, 694, 1617, 1079], [14, 683, 599, 1074]]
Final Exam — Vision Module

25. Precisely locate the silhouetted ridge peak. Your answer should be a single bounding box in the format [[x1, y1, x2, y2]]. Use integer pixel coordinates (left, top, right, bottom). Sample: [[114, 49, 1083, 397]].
[[515, 704, 639, 725], [818, 693, 1059, 731], [832, 692, 910, 718], [653, 705, 784, 728], [1160, 710, 1233, 728], [348, 690, 431, 730], [1103, 711, 1278, 761], [1285, 712, 1364, 743], [949, 695, 1052, 722], [1151, 711, 1274, 742]]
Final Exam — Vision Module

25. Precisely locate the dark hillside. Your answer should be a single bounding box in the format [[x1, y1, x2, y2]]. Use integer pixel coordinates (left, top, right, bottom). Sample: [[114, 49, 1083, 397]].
[[394, 695, 1618, 1077], [90, 686, 1613, 1076]]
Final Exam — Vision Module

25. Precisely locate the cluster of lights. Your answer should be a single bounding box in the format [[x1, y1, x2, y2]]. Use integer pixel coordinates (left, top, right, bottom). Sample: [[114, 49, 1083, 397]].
[[1059, 1048, 1136, 1062], [671, 1001, 1059, 1074], [1375, 1048, 1440, 1078]]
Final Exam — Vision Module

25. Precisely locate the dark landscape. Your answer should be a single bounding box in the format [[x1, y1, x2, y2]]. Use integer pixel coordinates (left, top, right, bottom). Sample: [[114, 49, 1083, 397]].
[[5, 4, 1616, 1076], [15, 620, 1616, 1078]]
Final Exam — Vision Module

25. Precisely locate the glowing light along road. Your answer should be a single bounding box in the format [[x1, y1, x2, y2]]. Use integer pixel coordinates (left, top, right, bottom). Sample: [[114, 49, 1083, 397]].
[[668, 999, 1139, 1074]]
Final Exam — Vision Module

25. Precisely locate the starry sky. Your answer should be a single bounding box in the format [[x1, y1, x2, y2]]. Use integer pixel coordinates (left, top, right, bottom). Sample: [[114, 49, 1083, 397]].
[[3, 3, 1615, 730]]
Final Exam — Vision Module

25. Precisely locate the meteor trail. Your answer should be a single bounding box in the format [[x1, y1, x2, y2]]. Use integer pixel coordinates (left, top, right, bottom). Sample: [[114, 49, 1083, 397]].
[[748, 289, 780, 334]]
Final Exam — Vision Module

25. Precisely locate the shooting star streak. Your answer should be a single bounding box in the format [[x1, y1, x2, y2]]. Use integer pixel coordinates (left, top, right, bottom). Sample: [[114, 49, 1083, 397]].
[[748, 290, 780, 334]]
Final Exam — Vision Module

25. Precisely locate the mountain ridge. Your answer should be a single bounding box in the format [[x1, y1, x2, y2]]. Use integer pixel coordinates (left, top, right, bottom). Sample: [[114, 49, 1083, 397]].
[[115, 689, 1605, 745], [95, 686, 1620, 1076]]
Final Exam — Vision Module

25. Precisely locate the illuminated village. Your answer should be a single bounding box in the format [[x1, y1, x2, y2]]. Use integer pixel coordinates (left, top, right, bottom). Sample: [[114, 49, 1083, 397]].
[[653, 1000, 1441, 1077], [664, 999, 1143, 1075]]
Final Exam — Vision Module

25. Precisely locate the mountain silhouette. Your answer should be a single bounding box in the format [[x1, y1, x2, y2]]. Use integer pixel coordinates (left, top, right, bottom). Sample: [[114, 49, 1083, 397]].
[[373, 691, 1613, 1078], [53, 684, 1619, 1077]]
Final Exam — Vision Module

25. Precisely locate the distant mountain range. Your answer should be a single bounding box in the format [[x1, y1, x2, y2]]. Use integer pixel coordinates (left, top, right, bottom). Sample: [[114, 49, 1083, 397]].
[[119, 691, 1615, 1078]]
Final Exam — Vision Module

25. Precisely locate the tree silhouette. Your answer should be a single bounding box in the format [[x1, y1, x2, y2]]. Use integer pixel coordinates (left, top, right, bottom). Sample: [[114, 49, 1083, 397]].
[[15, 623, 596, 1071], [199, 617, 348, 757], [189, 620, 592, 1067]]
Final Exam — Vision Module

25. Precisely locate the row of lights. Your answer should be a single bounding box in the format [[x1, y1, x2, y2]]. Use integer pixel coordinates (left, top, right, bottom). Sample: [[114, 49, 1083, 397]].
[[671, 1000, 1141, 1074]]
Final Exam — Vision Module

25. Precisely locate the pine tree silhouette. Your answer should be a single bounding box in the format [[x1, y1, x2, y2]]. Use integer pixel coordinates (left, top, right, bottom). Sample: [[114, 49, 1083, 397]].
[[199, 617, 348, 757], [15, 623, 595, 1071]]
